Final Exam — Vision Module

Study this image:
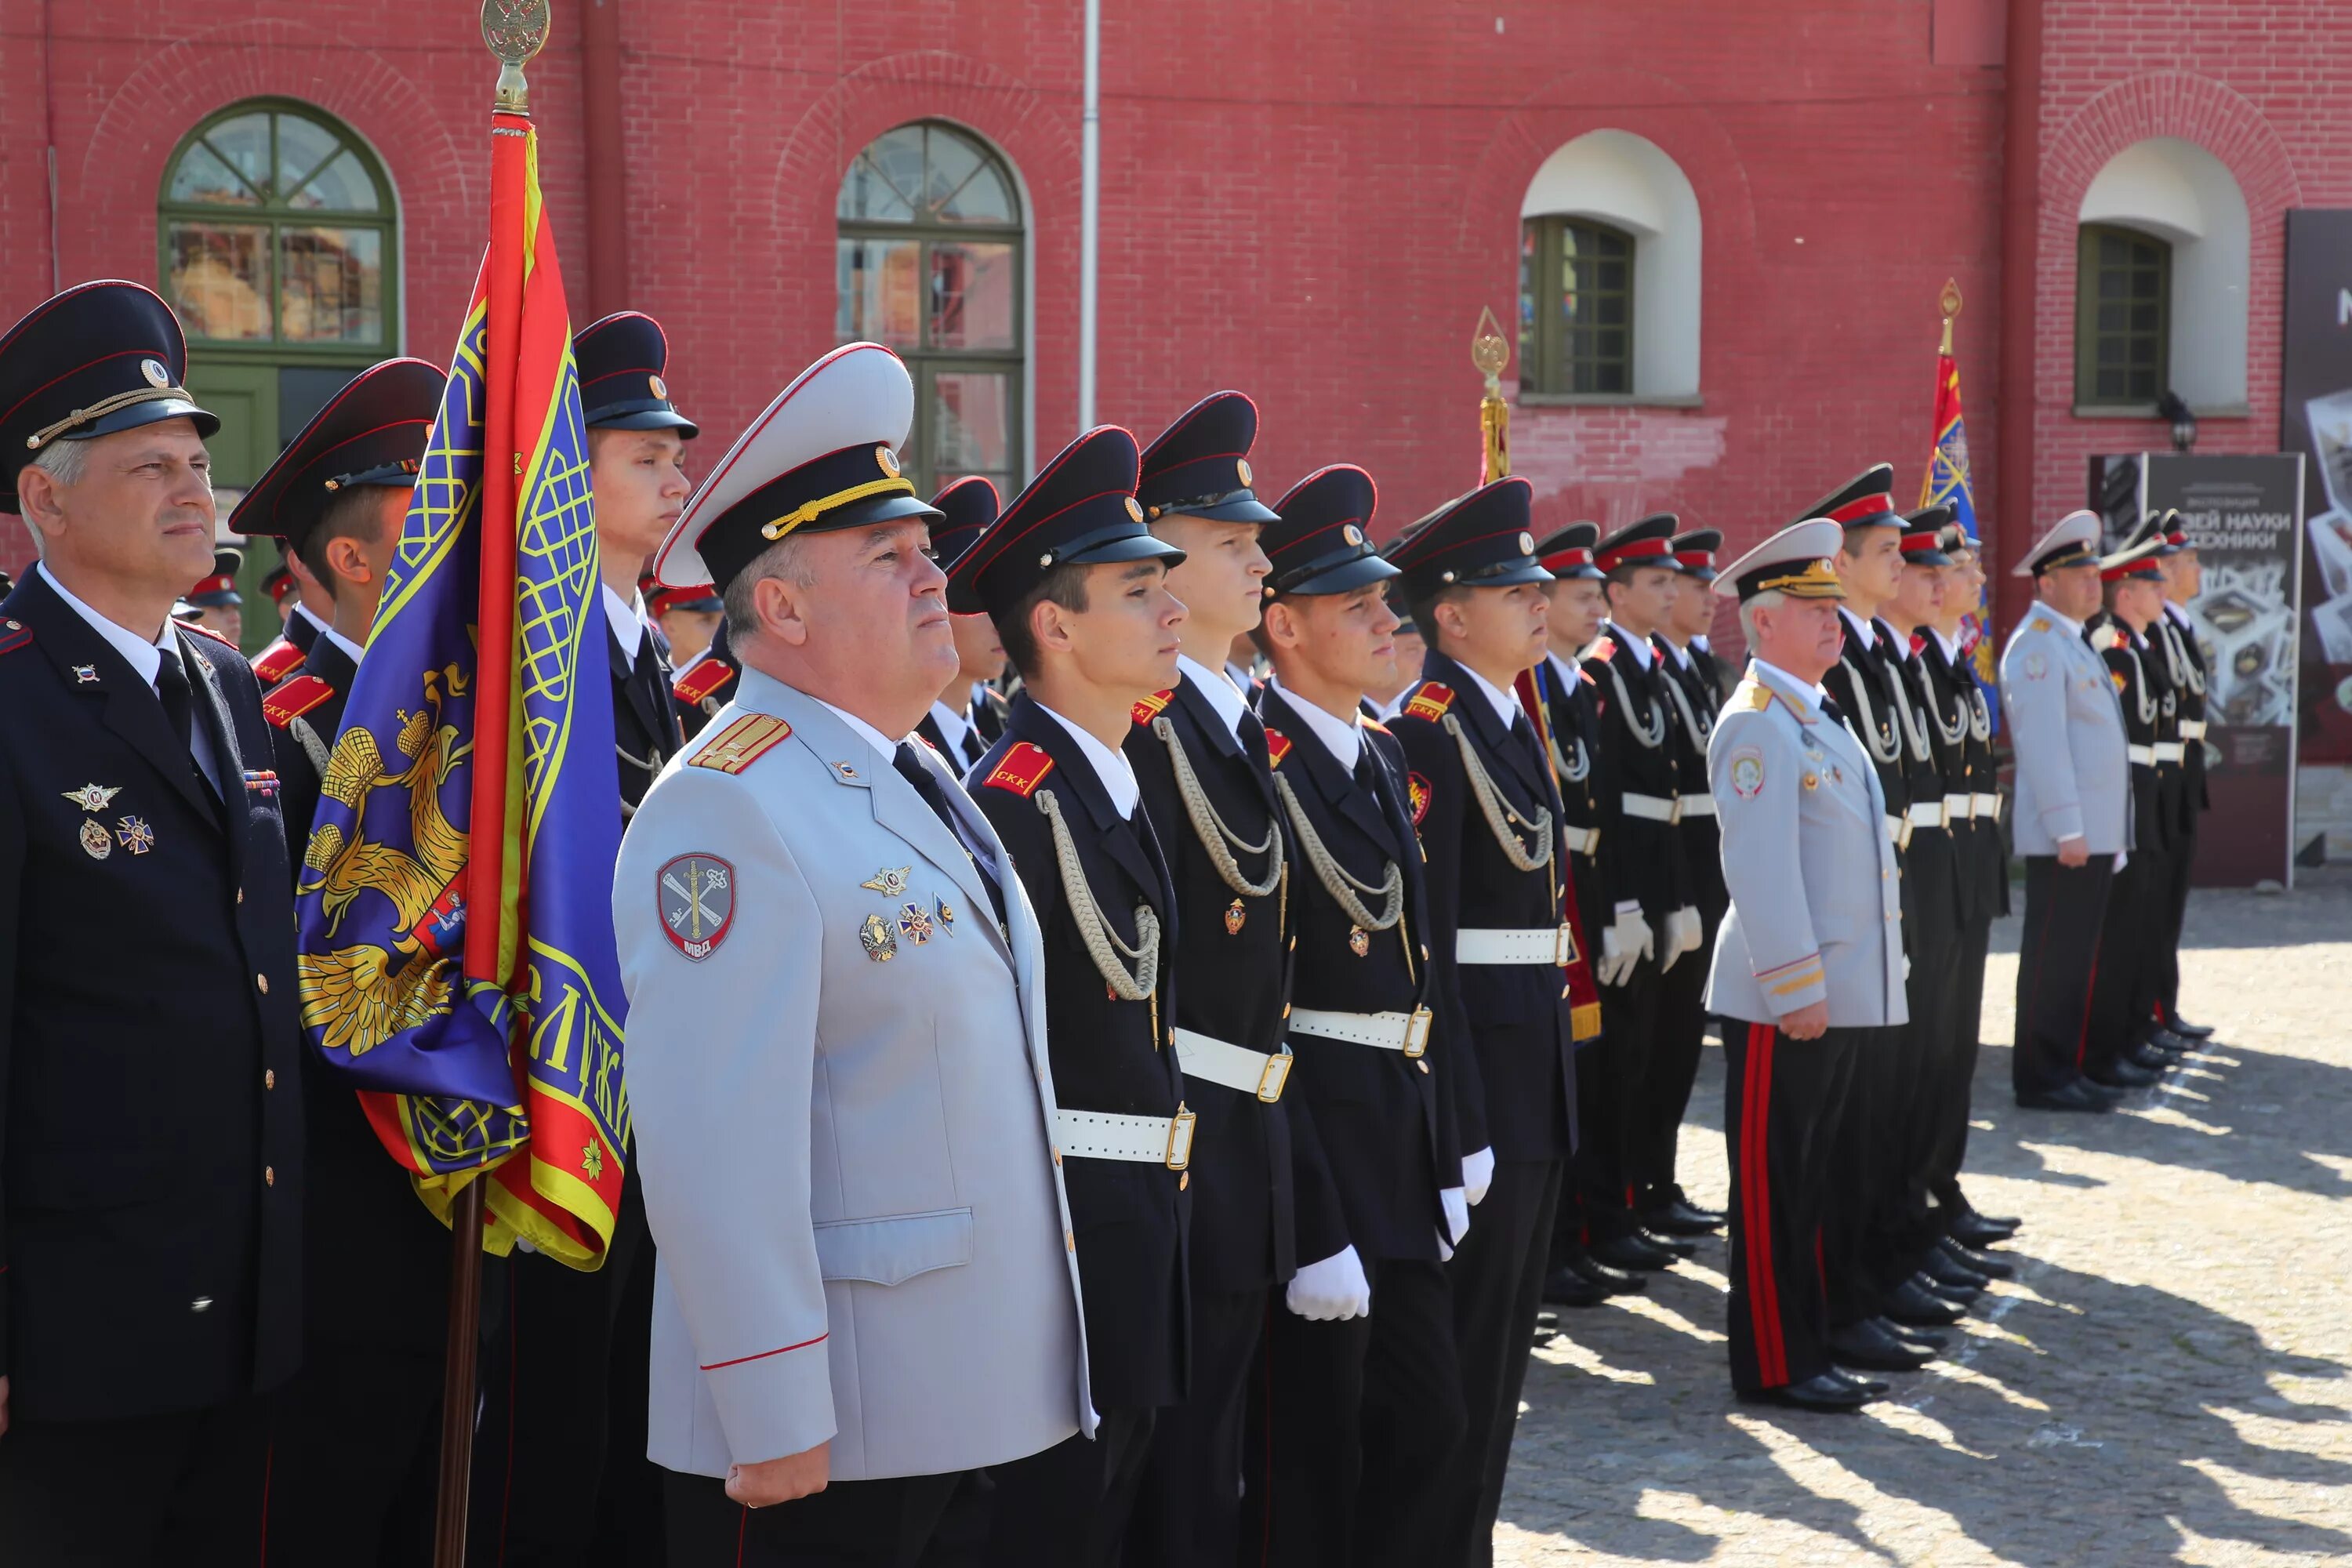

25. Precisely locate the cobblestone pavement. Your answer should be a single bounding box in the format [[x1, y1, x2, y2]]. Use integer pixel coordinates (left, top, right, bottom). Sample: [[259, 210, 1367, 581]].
[[1495, 867, 2352, 1566]]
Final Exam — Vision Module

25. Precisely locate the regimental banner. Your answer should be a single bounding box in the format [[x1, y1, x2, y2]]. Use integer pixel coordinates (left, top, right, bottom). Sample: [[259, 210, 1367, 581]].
[[2280, 211, 2352, 770]]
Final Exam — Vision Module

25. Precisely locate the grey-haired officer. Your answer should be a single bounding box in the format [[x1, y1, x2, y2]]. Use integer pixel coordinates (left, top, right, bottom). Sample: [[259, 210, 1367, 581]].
[[1704, 521, 1906, 1412], [2001, 508, 2132, 1112]]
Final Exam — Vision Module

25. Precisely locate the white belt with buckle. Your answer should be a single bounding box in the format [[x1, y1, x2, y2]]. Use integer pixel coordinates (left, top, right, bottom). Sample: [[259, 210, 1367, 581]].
[[2127, 743, 2155, 765], [2154, 741, 2185, 762], [1290, 1006, 1435, 1059], [2180, 719, 2208, 739], [1561, 823, 1600, 855], [1972, 792, 2002, 822], [1457, 925, 1579, 966], [1054, 1107, 1197, 1170], [1943, 792, 1971, 824], [1621, 793, 1680, 823], [1906, 800, 1947, 829], [1174, 1028, 1294, 1102], [1885, 814, 1913, 851], [1679, 793, 1716, 818]]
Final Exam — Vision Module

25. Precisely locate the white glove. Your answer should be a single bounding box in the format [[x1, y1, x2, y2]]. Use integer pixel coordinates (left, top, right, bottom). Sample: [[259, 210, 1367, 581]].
[[1461, 1146, 1495, 1207], [1285, 1245, 1372, 1321], [1598, 906, 1653, 986], [1659, 906, 1702, 973], [1440, 1187, 1470, 1248]]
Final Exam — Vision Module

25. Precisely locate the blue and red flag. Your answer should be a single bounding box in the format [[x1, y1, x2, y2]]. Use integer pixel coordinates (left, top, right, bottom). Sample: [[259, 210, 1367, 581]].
[[292, 110, 625, 1268], [1920, 343, 2000, 724]]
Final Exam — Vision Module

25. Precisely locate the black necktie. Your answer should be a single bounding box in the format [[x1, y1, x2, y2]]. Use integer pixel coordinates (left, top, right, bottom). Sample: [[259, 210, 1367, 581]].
[[154, 644, 196, 750], [1352, 744, 1378, 793], [894, 742, 1007, 927]]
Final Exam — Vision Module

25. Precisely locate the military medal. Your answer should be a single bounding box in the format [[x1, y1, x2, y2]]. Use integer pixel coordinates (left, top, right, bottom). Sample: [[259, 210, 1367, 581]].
[[115, 816, 154, 855], [78, 818, 111, 859], [859, 913, 898, 962], [656, 853, 735, 961], [1224, 898, 1246, 936], [861, 866, 913, 897], [935, 897, 957, 935], [1348, 925, 1370, 957], [898, 902, 935, 944]]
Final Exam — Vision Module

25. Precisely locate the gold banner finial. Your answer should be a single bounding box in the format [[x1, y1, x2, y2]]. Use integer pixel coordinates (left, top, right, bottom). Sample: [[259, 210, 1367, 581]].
[[1472, 306, 1511, 482], [482, 0, 552, 114], [1937, 277, 1963, 357]]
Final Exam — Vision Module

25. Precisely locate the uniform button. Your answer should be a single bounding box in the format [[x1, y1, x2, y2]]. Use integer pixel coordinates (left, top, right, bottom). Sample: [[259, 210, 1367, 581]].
[[237, 887, 245, 904], [256, 972, 270, 994], [264, 1069, 276, 1091], [264, 1166, 276, 1187], [1416, 1060, 1431, 1075], [1065, 1229, 1076, 1253]]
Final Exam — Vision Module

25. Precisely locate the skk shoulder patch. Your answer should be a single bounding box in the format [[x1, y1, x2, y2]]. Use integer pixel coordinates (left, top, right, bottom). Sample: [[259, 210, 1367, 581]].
[[672, 657, 734, 706], [252, 639, 305, 684], [984, 741, 1057, 798], [262, 673, 335, 728], [1585, 635, 1617, 665], [1403, 682, 1455, 723], [690, 713, 793, 774], [1131, 688, 1174, 726], [1263, 728, 1294, 768], [1407, 770, 1433, 824]]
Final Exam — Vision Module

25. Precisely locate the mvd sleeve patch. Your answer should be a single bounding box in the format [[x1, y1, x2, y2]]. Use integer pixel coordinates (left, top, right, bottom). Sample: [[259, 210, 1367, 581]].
[[2021, 652, 2049, 681], [1407, 771, 1433, 824], [658, 853, 735, 960], [1727, 746, 1766, 799], [1262, 728, 1294, 768], [983, 740, 1056, 797], [689, 713, 793, 773]]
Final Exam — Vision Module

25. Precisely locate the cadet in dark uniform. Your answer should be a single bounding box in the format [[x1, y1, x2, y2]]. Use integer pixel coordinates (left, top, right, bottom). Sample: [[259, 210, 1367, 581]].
[[1247, 463, 1466, 1566], [647, 579, 723, 674], [918, 475, 1007, 771], [262, 549, 297, 633], [472, 307, 699, 1566], [670, 615, 739, 742], [217, 356, 451, 1561], [1385, 479, 1601, 1566], [183, 543, 245, 645], [0, 280, 304, 1563], [252, 550, 330, 688], [951, 426, 1192, 1567], [2154, 513, 2215, 1043], [1122, 393, 1330, 1567]]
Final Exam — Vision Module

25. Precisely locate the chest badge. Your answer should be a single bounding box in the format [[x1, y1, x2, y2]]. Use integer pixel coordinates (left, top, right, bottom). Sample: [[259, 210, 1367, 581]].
[[1348, 925, 1371, 957], [115, 816, 155, 855], [1224, 898, 1247, 936], [657, 853, 735, 961], [859, 913, 899, 962], [935, 897, 958, 935], [62, 783, 122, 812], [860, 865, 913, 897], [71, 664, 99, 684], [78, 818, 112, 859], [898, 902, 935, 944]]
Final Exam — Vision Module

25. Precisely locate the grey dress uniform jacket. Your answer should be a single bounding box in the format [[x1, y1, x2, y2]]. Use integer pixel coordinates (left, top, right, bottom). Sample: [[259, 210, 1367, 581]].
[[612, 668, 1091, 1482], [1998, 603, 2132, 857], [1704, 662, 1907, 1029]]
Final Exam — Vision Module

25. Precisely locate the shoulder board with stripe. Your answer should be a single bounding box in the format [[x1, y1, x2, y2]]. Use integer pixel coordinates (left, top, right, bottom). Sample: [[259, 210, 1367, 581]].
[[671, 657, 735, 706], [1402, 681, 1455, 722], [688, 712, 793, 775], [1585, 635, 1617, 664], [2021, 613, 2051, 635], [1733, 680, 1775, 713], [983, 740, 1056, 797], [181, 621, 237, 649], [252, 638, 305, 684], [0, 617, 31, 656], [1131, 688, 1174, 726], [262, 673, 335, 728], [1263, 728, 1294, 768]]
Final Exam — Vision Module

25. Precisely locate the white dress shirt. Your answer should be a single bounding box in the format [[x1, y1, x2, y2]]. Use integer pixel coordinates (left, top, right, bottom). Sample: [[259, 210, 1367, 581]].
[[927, 699, 978, 761], [293, 601, 331, 641], [603, 580, 647, 667], [1267, 674, 1363, 771], [1037, 701, 1140, 818], [41, 562, 222, 793], [321, 625, 367, 670], [811, 696, 907, 761], [1456, 660, 1524, 732], [1178, 652, 1249, 745], [1838, 607, 1878, 650]]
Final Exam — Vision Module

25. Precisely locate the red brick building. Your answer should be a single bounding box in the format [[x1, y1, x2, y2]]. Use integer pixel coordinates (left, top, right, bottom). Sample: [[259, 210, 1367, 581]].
[[0, 0, 2339, 646]]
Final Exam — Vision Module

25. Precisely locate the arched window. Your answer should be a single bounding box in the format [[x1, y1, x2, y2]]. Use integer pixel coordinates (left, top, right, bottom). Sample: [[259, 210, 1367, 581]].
[[2075, 223, 2171, 406], [1521, 217, 1635, 395], [837, 122, 1024, 499], [1518, 129, 1701, 401], [2074, 137, 2250, 414]]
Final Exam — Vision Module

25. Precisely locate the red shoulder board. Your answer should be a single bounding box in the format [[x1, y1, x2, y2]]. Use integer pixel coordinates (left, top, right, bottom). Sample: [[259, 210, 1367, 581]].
[[0, 614, 30, 656], [1131, 688, 1174, 726], [1263, 728, 1294, 768], [984, 740, 1057, 798], [1907, 632, 1926, 657], [1402, 681, 1455, 723], [1362, 717, 1391, 734], [1579, 663, 1597, 686], [262, 673, 335, 728], [252, 638, 305, 684], [1407, 771, 1433, 824], [1586, 635, 1617, 664], [671, 657, 735, 706], [689, 713, 793, 775], [181, 621, 237, 648]]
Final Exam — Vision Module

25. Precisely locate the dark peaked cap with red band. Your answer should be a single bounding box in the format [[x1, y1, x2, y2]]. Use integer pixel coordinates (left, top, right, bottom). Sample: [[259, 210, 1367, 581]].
[[1137, 390, 1279, 524], [1264, 464, 1396, 597], [1534, 521, 1605, 581], [929, 475, 1002, 574], [946, 425, 1183, 619], [574, 310, 698, 437], [187, 543, 245, 607], [229, 357, 445, 549], [1670, 527, 1723, 581], [2125, 507, 2184, 557], [1385, 477, 1548, 590], [1800, 462, 1904, 533], [1900, 504, 1955, 565], [1594, 511, 1681, 574], [0, 280, 218, 513]]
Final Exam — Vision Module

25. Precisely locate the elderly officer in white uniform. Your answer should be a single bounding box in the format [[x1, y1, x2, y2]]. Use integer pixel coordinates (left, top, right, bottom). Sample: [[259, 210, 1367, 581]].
[[1704, 520, 1907, 1413], [1998, 508, 2132, 1113], [615, 343, 1091, 1565]]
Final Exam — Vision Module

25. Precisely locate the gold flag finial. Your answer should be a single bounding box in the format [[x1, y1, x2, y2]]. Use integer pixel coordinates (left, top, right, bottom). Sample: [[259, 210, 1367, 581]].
[[1472, 307, 1511, 481], [1937, 277, 1963, 356], [481, 0, 552, 115]]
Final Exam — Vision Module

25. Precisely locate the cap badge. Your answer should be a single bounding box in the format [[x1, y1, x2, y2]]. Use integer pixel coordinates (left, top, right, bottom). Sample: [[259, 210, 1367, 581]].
[[1342, 524, 1364, 546], [140, 358, 171, 388], [1236, 458, 1254, 488], [1519, 532, 1534, 555], [1125, 496, 1145, 523], [876, 446, 902, 478], [648, 373, 669, 400]]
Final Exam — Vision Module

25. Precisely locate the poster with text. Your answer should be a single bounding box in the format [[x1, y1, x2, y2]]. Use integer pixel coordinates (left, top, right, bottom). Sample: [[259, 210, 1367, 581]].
[[2280, 210, 2352, 764]]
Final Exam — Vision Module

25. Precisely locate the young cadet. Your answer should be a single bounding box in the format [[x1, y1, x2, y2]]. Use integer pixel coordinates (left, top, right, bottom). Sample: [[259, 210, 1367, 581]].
[[252, 544, 333, 685], [1578, 514, 1700, 1273], [1705, 521, 1907, 1413], [1912, 515, 2023, 1259], [950, 426, 1192, 1566], [1644, 528, 1732, 1237], [916, 475, 1007, 771], [2152, 511, 2215, 1043], [260, 548, 296, 631], [216, 357, 451, 1558], [1385, 479, 1602, 1564], [648, 579, 724, 672], [1248, 464, 1466, 1565], [2083, 534, 2179, 1087], [1123, 392, 1329, 1566], [2001, 509, 2132, 1112], [1526, 524, 1644, 1309], [183, 542, 245, 645], [0, 281, 304, 1561]]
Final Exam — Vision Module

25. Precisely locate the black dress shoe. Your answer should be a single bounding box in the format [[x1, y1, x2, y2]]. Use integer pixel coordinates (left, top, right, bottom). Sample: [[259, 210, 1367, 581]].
[[1828, 1319, 1935, 1370], [1919, 1247, 1992, 1290], [1738, 1372, 1867, 1411], [1571, 1250, 1648, 1296], [1640, 1227, 1700, 1258], [1642, 1196, 1726, 1236], [2018, 1080, 2116, 1112], [1883, 1276, 1967, 1326], [2164, 1011, 2215, 1040], [2088, 1058, 2161, 1089], [1871, 1315, 1948, 1352], [1915, 1269, 1980, 1305], [2147, 1027, 2198, 1054], [2128, 1040, 2173, 1070], [1832, 1368, 1893, 1397], [1541, 1264, 1613, 1308], [1590, 1232, 1679, 1272], [1947, 1208, 2020, 1248], [1937, 1235, 2013, 1279]]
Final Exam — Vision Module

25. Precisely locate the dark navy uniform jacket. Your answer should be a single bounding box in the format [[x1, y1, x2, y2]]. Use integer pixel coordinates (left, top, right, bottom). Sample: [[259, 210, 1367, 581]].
[[0, 568, 305, 1421], [612, 604, 683, 816]]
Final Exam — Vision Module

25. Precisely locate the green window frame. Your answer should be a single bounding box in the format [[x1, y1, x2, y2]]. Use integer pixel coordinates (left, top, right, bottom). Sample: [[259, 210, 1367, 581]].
[[837, 121, 1025, 501], [1519, 216, 1635, 397], [2075, 223, 2170, 408]]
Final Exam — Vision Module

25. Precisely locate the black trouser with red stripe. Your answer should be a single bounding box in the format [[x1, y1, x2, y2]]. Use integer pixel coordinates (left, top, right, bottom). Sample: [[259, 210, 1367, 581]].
[[2086, 836, 2169, 1077], [2012, 855, 2117, 1097], [0, 1392, 278, 1566], [2157, 803, 2198, 1022], [1724, 1020, 1864, 1395], [1572, 960, 1660, 1244], [1639, 897, 1722, 1212]]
